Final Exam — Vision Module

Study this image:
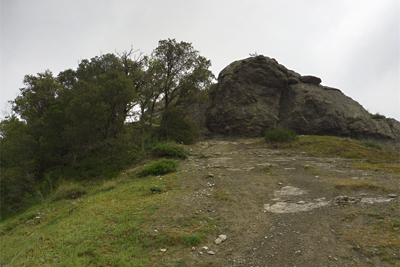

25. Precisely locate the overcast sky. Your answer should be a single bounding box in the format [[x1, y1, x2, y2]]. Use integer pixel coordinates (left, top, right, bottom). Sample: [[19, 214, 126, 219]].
[[1, 0, 399, 120]]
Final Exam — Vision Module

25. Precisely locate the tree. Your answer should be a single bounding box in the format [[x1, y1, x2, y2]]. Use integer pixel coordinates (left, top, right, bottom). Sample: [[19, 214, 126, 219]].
[[10, 71, 64, 176], [0, 116, 37, 206], [12, 70, 62, 125], [152, 39, 215, 111], [59, 54, 137, 163]]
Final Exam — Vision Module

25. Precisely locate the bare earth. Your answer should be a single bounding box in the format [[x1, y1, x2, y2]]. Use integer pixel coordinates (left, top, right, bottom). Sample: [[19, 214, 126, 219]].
[[159, 138, 399, 267]]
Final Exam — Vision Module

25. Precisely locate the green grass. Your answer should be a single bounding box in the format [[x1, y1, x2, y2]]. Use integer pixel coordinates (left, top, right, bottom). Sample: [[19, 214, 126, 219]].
[[363, 141, 382, 150], [0, 170, 214, 266], [181, 234, 206, 246], [136, 159, 178, 177]]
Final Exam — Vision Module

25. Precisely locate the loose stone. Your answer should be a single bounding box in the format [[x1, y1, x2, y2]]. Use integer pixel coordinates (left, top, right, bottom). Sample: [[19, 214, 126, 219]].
[[219, 234, 227, 242]]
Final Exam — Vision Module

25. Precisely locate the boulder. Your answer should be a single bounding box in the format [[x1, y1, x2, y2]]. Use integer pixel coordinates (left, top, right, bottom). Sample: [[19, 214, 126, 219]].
[[205, 56, 400, 142]]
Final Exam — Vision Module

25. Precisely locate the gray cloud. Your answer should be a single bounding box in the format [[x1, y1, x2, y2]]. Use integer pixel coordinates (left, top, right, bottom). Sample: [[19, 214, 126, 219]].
[[1, 0, 398, 120]]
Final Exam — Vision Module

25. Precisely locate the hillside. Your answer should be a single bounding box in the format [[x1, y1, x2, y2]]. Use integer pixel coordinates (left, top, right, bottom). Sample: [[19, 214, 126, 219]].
[[1, 136, 399, 266]]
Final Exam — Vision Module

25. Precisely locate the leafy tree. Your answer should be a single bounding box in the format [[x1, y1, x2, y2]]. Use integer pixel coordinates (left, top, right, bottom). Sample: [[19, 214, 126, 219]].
[[12, 70, 62, 125], [0, 116, 37, 207], [10, 71, 64, 176], [152, 38, 215, 110], [59, 54, 137, 164]]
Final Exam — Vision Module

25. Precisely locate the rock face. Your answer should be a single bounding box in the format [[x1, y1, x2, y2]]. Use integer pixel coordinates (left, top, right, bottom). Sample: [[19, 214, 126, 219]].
[[205, 56, 400, 142]]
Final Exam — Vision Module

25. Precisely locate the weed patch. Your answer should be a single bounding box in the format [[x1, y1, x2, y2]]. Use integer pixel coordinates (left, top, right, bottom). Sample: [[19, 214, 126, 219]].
[[181, 234, 206, 246], [150, 186, 164, 194], [53, 183, 86, 200], [101, 180, 117, 191], [213, 188, 230, 202]]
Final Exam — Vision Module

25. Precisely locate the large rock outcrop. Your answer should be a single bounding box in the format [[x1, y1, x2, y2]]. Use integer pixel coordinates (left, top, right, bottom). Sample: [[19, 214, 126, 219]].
[[205, 56, 400, 142]]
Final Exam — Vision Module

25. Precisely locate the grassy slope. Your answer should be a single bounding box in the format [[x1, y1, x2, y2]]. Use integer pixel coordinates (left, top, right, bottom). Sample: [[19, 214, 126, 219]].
[[1, 136, 399, 266], [0, 170, 216, 266]]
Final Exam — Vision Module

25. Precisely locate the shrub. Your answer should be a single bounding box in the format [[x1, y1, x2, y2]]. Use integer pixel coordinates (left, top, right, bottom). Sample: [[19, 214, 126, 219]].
[[136, 159, 178, 177], [160, 107, 200, 145], [151, 143, 188, 159], [53, 183, 86, 200], [264, 126, 298, 143]]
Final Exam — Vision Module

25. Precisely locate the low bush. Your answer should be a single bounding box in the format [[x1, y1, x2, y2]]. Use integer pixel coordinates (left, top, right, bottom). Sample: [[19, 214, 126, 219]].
[[264, 126, 299, 142], [53, 183, 86, 200], [136, 159, 178, 177], [160, 107, 200, 145], [151, 142, 188, 159]]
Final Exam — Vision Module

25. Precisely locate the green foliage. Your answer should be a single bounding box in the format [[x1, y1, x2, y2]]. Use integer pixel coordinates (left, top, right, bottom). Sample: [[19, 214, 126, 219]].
[[161, 107, 200, 145], [0, 116, 38, 208], [206, 83, 219, 100], [152, 38, 215, 110], [151, 142, 188, 159], [181, 234, 206, 246], [136, 159, 178, 177], [363, 141, 382, 150], [53, 183, 86, 200], [264, 126, 299, 143]]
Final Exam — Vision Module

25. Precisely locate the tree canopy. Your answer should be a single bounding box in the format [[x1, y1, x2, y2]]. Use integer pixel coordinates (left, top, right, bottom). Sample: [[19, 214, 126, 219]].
[[0, 39, 215, 217]]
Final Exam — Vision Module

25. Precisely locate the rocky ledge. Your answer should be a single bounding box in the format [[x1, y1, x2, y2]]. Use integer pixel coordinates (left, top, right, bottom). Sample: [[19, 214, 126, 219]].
[[198, 55, 399, 142]]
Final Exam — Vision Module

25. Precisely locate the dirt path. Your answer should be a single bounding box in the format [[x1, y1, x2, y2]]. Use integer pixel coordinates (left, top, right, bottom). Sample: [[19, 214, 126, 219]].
[[170, 138, 399, 267]]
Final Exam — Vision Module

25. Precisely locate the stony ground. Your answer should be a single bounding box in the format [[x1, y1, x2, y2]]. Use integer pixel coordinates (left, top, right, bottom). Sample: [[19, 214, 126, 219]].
[[159, 138, 399, 267]]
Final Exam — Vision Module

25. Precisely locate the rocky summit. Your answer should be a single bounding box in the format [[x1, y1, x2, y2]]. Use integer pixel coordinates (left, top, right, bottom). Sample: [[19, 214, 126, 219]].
[[201, 56, 399, 142]]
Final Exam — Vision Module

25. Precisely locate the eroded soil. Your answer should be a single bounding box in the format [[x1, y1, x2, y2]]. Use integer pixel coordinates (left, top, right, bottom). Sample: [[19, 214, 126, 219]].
[[160, 138, 399, 266]]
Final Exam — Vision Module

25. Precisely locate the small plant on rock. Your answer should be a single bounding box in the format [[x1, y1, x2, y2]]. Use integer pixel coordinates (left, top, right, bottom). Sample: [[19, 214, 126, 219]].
[[369, 112, 386, 120]]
